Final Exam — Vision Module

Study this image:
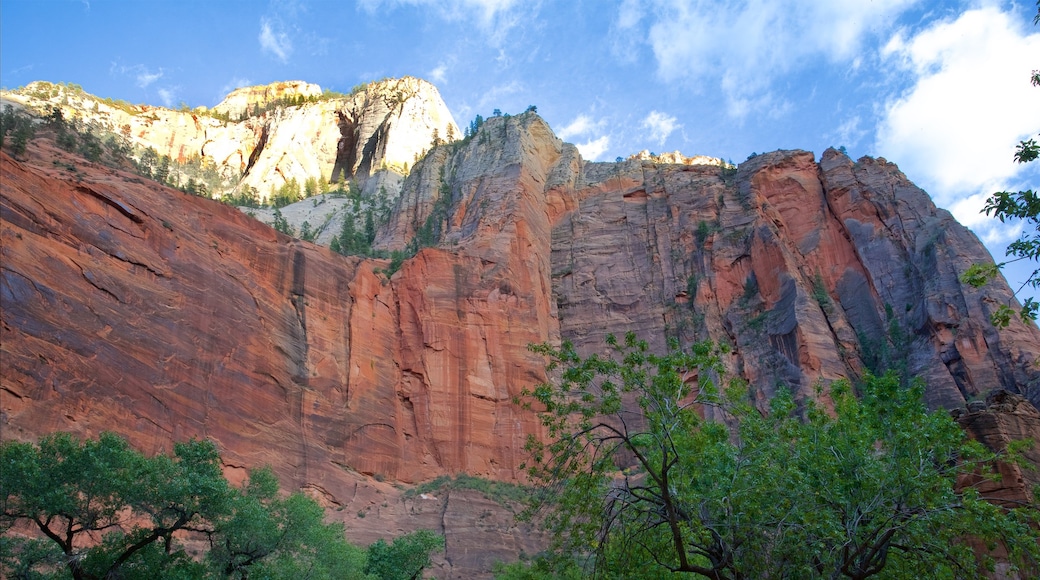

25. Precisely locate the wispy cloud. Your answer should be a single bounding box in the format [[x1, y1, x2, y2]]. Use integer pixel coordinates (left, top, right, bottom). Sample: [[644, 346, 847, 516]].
[[110, 63, 164, 89], [620, 0, 917, 118], [429, 63, 449, 84], [259, 17, 293, 62], [358, 0, 532, 46], [136, 69, 163, 89], [641, 110, 680, 146], [830, 115, 866, 152], [8, 64, 35, 76], [477, 80, 523, 110], [157, 87, 177, 108]]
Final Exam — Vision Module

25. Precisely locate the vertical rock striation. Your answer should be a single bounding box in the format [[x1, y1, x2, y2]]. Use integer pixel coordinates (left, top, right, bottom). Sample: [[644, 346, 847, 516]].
[[3, 106, 1039, 577]]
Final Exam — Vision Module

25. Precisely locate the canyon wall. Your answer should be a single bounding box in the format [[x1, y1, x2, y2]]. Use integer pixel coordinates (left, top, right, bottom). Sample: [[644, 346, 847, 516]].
[[2, 110, 1039, 577]]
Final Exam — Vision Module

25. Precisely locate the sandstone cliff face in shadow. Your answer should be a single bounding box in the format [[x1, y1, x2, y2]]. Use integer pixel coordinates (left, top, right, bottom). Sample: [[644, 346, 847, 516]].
[[3, 112, 1039, 578], [541, 145, 1040, 412]]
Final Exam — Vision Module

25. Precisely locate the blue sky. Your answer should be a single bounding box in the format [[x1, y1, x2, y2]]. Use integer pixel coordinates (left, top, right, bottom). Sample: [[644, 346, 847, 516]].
[[2, 0, 1038, 305]]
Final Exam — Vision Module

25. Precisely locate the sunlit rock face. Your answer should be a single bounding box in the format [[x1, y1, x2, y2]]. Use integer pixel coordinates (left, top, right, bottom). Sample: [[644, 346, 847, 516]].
[[2, 77, 460, 201], [3, 104, 1039, 578], [210, 80, 323, 119]]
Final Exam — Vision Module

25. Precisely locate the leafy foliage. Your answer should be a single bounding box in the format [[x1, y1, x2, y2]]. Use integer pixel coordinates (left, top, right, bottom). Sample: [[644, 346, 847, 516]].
[[207, 468, 369, 580], [1, 433, 442, 580], [271, 208, 295, 236], [1, 104, 36, 156], [519, 334, 1040, 579], [364, 530, 444, 580], [1, 432, 231, 580]]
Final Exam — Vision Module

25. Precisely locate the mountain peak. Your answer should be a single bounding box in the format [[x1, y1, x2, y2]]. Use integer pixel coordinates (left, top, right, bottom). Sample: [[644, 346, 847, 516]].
[[211, 80, 323, 118]]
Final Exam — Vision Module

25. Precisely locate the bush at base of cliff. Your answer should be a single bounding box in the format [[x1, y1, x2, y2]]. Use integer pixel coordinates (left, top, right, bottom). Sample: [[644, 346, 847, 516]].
[[516, 334, 1040, 580]]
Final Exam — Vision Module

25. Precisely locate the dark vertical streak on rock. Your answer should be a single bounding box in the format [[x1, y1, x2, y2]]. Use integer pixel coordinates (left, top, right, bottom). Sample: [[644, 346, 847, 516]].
[[331, 110, 360, 183]]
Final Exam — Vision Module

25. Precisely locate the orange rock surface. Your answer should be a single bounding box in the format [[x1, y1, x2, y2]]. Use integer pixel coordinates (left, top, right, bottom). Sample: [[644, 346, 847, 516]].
[[4, 113, 1040, 577]]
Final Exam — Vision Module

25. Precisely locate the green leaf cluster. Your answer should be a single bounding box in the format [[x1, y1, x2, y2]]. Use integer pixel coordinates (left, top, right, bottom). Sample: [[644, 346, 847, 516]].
[[363, 530, 444, 580], [1, 433, 443, 580], [517, 335, 1040, 579]]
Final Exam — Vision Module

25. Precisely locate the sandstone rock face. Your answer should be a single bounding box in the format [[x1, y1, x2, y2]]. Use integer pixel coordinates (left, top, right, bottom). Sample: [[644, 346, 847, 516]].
[[1, 78, 459, 200], [955, 390, 1040, 508], [3, 109, 1040, 577], [542, 146, 1040, 411], [210, 80, 322, 119], [631, 149, 727, 166]]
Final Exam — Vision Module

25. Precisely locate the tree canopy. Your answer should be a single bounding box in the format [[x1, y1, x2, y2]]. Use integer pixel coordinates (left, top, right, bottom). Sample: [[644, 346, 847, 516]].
[[514, 333, 1040, 579], [1, 432, 442, 580]]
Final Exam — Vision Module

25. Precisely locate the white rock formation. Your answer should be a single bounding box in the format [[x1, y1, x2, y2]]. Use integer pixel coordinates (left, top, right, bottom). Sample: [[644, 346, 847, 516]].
[[3, 78, 460, 202]]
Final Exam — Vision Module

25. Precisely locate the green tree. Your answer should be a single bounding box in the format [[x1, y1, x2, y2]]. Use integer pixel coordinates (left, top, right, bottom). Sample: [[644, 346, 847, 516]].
[[364, 209, 376, 246], [340, 211, 359, 253], [304, 176, 319, 199], [272, 208, 295, 236], [77, 130, 103, 162], [299, 220, 315, 242], [521, 334, 1040, 579], [364, 530, 444, 580], [138, 147, 159, 179], [1, 105, 36, 157], [155, 155, 171, 186], [1, 433, 384, 580], [207, 468, 369, 579], [962, 2, 1040, 327], [1, 432, 230, 580]]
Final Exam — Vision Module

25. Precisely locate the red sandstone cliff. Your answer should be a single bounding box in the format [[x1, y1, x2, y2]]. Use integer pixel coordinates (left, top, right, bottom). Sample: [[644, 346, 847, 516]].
[[3, 111, 1039, 577]]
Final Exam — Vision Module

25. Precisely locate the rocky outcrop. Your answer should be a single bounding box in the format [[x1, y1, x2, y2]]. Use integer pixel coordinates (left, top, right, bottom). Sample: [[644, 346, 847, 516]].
[[538, 145, 1040, 411], [955, 390, 1040, 508], [3, 107, 1040, 577], [1, 78, 459, 199], [210, 80, 322, 119]]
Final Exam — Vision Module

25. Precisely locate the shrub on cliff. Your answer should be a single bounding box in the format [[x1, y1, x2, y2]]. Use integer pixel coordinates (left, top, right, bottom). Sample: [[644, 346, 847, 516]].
[[0, 104, 35, 157], [517, 334, 1040, 579]]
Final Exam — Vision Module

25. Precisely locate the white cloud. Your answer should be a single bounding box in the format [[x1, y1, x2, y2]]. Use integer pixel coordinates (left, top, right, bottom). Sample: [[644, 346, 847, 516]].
[[557, 114, 599, 140], [623, 0, 917, 117], [477, 80, 523, 110], [642, 110, 680, 146], [358, 0, 530, 45], [429, 63, 448, 84], [875, 6, 1040, 205], [157, 88, 177, 109], [259, 18, 293, 63], [576, 135, 610, 161], [830, 115, 867, 151], [110, 63, 164, 89], [136, 69, 163, 89], [359, 0, 521, 21]]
